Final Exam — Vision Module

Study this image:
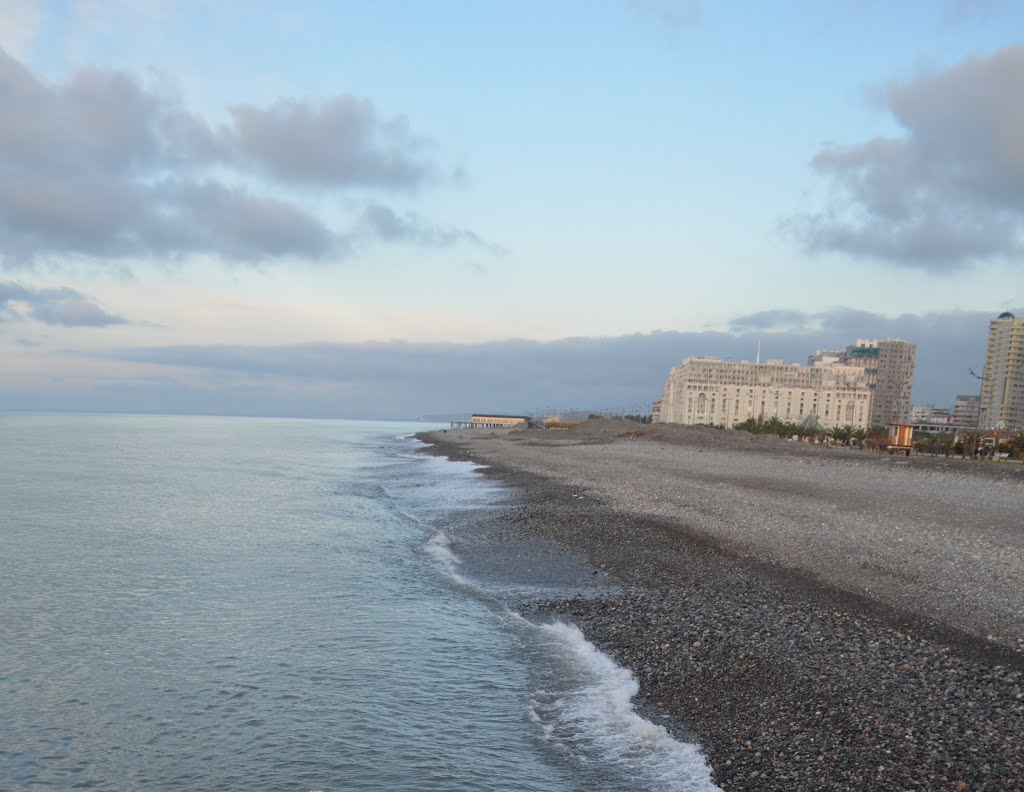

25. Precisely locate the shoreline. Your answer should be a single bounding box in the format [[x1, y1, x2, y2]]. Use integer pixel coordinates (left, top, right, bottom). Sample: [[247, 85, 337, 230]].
[[417, 422, 1023, 791]]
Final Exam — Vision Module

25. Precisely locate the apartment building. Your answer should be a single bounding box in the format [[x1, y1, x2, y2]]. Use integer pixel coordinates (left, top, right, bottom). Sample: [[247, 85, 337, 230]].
[[978, 312, 1024, 432], [952, 394, 980, 430], [841, 339, 917, 426]]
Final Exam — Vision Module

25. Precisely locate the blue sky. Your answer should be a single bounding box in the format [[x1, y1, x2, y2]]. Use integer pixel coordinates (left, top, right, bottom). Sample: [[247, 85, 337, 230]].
[[1, 0, 1022, 418]]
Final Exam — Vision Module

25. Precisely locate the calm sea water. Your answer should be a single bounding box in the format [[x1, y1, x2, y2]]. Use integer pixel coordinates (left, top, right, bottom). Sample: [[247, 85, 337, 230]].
[[0, 414, 718, 791]]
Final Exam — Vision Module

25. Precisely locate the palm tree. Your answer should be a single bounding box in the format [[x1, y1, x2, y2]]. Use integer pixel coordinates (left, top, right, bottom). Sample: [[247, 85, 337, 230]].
[[959, 430, 980, 459], [735, 416, 759, 434]]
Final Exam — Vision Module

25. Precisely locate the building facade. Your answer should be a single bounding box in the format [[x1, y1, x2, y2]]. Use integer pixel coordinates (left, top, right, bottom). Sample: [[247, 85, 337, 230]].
[[910, 405, 951, 424], [952, 394, 980, 430], [658, 337, 917, 431], [657, 357, 873, 430], [806, 339, 917, 426], [470, 414, 530, 427], [840, 339, 916, 426], [978, 312, 1024, 432]]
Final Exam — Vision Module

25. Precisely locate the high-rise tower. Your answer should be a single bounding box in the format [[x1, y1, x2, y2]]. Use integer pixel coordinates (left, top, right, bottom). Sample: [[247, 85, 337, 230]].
[[978, 312, 1024, 432], [842, 339, 917, 426]]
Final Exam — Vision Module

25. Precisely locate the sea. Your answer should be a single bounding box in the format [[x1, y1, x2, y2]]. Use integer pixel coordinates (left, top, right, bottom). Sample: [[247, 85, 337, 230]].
[[0, 414, 719, 791]]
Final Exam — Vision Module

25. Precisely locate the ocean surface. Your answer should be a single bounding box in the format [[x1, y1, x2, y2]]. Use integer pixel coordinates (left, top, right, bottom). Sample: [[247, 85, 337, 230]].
[[1, 414, 718, 791]]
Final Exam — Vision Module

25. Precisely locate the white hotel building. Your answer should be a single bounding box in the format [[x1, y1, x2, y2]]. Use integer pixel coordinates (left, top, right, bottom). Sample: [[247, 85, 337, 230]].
[[657, 357, 874, 430]]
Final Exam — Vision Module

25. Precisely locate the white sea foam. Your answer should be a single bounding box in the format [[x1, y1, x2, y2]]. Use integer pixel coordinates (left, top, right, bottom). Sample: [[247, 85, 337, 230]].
[[423, 530, 468, 585], [530, 620, 722, 792], [407, 436, 718, 789]]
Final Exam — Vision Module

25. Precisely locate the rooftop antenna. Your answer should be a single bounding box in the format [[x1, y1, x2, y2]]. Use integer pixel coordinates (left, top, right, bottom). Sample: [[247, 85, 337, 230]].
[[756, 338, 761, 365]]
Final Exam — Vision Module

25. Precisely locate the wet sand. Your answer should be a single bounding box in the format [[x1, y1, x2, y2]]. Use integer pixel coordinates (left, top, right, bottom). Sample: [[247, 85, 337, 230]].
[[418, 421, 1023, 791]]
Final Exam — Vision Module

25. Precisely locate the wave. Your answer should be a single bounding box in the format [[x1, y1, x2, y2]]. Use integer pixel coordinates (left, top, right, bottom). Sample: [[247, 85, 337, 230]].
[[409, 437, 720, 791], [529, 621, 721, 792], [423, 530, 469, 586]]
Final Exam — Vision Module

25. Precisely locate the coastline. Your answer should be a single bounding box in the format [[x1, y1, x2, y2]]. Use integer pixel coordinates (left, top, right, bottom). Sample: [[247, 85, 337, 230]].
[[417, 421, 1023, 792]]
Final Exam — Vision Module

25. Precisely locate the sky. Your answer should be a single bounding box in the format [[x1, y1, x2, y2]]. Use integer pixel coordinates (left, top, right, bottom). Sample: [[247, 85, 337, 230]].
[[1, 0, 1022, 419]]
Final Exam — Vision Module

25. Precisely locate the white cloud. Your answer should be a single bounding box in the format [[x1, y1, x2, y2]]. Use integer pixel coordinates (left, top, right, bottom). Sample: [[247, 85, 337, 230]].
[[0, 0, 44, 58]]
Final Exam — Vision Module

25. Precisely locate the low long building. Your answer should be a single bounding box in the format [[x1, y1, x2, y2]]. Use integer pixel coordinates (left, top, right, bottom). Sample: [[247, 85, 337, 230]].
[[470, 414, 530, 427], [657, 356, 873, 430]]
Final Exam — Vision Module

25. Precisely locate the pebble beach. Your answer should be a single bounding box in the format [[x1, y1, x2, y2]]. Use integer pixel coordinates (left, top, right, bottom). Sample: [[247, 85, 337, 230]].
[[419, 421, 1024, 791]]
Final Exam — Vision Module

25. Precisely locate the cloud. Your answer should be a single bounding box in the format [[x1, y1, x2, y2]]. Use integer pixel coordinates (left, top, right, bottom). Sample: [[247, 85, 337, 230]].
[[228, 97, 430, 188], [728, 309, 816, 333], [785, 44, 1024, 271], [945, 0, 1009, 22], [630, 0, 702, 31], [359, 204, 503, 254], [0, 48, 448, 265], [0, 281, 129, 326], [0, 0, 43, 59], [161, 181, 336, 259], [46, 307, 997, 418]]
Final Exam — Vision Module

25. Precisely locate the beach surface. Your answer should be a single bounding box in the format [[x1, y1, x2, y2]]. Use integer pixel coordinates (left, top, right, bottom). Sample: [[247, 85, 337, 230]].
[[419, 420, 1024, 791]]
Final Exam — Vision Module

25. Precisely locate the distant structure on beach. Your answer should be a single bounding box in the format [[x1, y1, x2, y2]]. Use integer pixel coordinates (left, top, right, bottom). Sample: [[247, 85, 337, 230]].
[[449, 414, 531, 428], [656, 338, 917, 430], [978, 312, 1024, 432]]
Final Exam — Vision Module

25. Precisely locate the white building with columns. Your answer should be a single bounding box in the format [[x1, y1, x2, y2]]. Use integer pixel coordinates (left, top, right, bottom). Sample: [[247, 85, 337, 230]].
[[656, 356, 874, 430]]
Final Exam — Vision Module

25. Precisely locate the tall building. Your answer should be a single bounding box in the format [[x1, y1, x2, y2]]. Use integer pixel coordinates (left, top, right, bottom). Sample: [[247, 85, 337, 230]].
[[952, 394, 980, 430], [657, 357, 873, 430], [841, 339, 917, 426], [978, 312, 1024, 432]]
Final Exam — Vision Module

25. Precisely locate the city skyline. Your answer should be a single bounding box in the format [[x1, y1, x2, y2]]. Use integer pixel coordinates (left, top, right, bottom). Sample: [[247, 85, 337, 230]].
[[2, 2, 1023, 418]]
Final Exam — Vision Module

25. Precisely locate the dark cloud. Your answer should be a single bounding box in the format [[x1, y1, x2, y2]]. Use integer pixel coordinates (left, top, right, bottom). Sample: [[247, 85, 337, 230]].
[[728, 306, 1005, 403], [0, 49, 447, 265], [728, 309, 815, 332], [786, 44, 1024, 271], [46, 307, 999, 418], [0, 281, 128, 326]]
